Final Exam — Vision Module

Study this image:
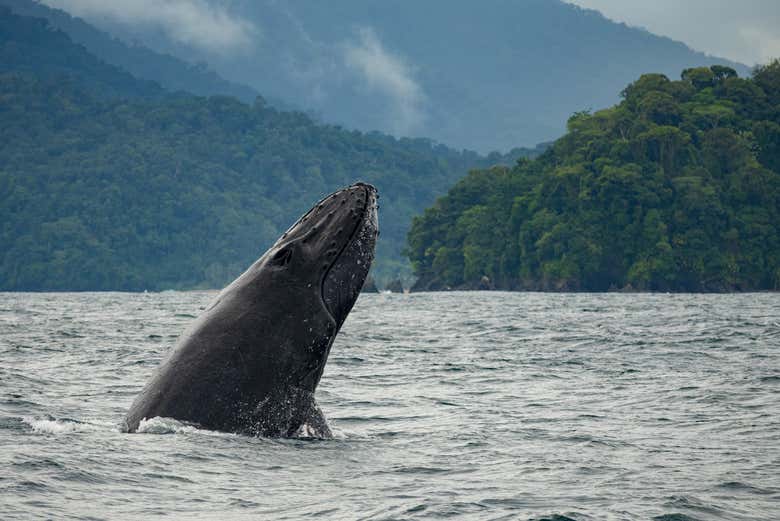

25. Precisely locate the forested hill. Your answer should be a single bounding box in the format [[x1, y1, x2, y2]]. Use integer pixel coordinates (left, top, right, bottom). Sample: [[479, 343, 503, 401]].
[[0, 72, 479, 290], [0, 6, 163, 99], [407, 63, 780, 292], [0, 7, 544, 291], [0, 0, 260, 102]]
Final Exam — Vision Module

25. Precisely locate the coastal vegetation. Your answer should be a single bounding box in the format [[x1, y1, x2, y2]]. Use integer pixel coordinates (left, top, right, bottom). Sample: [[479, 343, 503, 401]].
[[407, 63, 780, 291]]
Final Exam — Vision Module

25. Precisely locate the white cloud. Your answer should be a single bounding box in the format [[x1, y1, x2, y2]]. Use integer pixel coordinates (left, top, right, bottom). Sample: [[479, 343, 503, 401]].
[[42, 0, 256, 54], [566, 0, 780, 66], [344, 27, 425, 135]]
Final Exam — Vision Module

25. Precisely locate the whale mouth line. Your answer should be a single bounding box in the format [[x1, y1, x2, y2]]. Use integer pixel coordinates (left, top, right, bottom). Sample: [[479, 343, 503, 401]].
[[320, 185, 376, 324]]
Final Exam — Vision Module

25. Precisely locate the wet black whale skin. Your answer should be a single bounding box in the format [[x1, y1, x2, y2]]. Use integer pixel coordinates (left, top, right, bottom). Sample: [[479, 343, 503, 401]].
[[124, 183, 378, 437]]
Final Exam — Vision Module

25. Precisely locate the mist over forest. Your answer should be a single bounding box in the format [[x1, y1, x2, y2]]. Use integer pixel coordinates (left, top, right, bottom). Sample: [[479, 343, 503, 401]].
[[6, 0, 747, 151]]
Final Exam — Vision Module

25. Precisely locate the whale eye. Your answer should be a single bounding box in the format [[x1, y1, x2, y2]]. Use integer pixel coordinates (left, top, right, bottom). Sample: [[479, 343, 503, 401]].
[[271, 247, 293, 266]]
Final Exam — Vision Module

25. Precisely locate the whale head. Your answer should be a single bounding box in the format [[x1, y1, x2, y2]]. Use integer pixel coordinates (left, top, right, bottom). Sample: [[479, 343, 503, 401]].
[[266, 182, 378, 327]]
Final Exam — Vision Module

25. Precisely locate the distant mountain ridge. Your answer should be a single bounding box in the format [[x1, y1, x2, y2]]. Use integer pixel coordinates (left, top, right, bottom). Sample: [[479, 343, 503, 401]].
[[0, 0, 262, 102], [56, 0, 751, 152], [0, 5, 165, 99]]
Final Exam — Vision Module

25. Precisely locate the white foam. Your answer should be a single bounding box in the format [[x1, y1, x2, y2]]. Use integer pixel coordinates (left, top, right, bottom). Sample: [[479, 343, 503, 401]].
[[135, 416, 236, 438], [22, 416, 110, 434], [137, 417, 338, 440], [294, 422, 325, 438]]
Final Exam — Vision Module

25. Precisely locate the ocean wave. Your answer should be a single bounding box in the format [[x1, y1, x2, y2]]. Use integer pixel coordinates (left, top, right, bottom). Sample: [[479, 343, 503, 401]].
[[21, 416, 115, 434], [135, 416, 236, 437]]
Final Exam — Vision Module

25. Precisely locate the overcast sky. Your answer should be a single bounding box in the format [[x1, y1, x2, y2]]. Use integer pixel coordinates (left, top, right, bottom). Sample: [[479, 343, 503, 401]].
[[566, 0, 780, 66]]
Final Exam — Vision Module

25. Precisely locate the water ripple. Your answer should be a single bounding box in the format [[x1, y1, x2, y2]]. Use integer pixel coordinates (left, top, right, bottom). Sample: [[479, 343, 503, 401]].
[[0, 291, 778, 520]]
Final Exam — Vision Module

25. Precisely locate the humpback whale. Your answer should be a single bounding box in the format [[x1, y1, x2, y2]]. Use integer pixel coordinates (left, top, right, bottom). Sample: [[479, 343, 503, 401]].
[[124, 183, 378, 437]]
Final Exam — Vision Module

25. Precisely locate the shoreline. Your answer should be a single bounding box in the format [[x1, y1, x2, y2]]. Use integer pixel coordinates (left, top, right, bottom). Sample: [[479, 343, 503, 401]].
[[1, 288, 778, 295]]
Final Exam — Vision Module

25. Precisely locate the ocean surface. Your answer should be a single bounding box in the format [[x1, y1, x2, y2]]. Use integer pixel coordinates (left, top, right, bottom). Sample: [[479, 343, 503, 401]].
[[1, 291, 778, 520]]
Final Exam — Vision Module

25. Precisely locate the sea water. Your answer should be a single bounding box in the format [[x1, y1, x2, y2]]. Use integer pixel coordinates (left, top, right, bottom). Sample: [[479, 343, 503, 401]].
[[1, 291, 778, 520]]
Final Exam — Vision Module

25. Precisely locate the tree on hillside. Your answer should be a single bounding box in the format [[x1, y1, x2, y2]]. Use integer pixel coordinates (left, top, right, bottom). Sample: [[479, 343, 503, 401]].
[[408, 64, 780, 292]]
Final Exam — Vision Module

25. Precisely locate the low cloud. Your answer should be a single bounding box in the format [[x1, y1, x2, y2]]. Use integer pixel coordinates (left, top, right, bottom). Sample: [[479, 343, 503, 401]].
[[42, 0, 256, 54], [738, 26, 780, 66], [344, 27, 425, 135]]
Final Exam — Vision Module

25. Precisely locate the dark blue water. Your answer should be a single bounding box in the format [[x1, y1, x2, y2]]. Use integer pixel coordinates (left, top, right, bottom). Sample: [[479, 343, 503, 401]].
[[1, 291, 778, 520]]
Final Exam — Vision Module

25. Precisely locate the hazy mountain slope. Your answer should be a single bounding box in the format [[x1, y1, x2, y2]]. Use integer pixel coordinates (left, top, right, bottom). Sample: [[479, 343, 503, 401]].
[[0, 6, 164, 98], [0, 0, 260, 102], [62, 0, 749, 152]]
